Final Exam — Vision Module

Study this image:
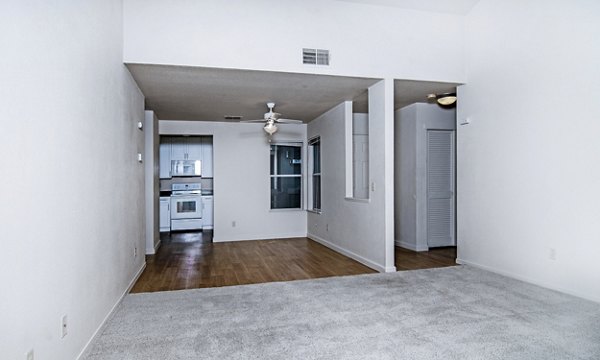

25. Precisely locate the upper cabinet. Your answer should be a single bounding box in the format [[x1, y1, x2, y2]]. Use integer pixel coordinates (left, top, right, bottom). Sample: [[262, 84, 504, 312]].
[[170, 137, 202, 161], [159, 136, 213, 179], [201, 137, 213, 178]]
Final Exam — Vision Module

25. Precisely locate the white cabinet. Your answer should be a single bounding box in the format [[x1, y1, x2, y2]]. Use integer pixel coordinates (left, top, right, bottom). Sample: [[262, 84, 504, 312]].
[[159, 136, 212, 178], [170, 137, 203, 161], [159, 197, 171, 232], [159, 139, 171, 179], [201, 137, 213, 178], [170, 137, 188, 160], [187, 137, 203, 160], [202, 196, 213, 230]]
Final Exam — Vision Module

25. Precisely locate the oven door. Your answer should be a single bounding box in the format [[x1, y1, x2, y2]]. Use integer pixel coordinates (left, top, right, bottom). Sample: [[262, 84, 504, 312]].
[[170, 195, 202, 219]]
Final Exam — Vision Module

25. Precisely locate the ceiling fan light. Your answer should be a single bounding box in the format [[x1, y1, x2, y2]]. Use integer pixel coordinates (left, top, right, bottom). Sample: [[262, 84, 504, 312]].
[[263, 121, 278, 135], [436, 93, 457, 106]]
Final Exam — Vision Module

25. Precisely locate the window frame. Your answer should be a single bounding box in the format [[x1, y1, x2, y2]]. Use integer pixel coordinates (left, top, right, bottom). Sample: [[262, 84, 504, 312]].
[[270, 142, 303, 211], [308, 136, 322, 213]]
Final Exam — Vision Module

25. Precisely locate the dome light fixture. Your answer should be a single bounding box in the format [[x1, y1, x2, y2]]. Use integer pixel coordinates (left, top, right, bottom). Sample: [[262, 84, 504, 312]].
[[263, 119, 278, 135], [427, 92, 457, 106]]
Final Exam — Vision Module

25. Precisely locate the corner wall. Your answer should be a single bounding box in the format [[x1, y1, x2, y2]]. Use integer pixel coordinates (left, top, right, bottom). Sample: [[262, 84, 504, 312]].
[[457, 0, 600, 302], [0, 1, 146, 359], [307, 80, 396, 272], [145, 111, 160, 254], [159, 121, 307, 242]]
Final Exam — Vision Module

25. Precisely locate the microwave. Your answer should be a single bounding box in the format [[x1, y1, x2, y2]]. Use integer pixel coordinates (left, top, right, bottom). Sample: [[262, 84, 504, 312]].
[[171, 160, 202, 177]]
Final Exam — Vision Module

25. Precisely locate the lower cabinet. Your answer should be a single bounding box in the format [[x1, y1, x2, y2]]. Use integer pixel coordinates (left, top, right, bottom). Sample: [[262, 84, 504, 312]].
[[159, 197, 171, 232], [201, 196, 213, 230]]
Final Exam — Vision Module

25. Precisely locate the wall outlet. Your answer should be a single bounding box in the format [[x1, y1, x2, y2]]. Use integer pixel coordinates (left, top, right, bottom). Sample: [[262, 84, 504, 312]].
[[549, 248, 557, 261], [26, 349, 34, 360], [61, 315, 68, 338], [326, 224, 329, 232], [133, 246, 138, 257], [232, 220, 236, 227], [371, 182, 375, 192]]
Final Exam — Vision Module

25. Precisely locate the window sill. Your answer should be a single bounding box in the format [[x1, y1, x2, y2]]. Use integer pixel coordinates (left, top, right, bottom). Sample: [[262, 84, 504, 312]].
[[344, 197, 370, 204], [306, 209, 322, 214], [269, 208, 304, 212]]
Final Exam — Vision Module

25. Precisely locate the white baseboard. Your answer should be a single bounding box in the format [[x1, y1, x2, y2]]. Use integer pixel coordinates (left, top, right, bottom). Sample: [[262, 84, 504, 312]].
[[394, 240, 429, 252], [456, 258, 600, 304], [76, 262, 146, 360], [154, 239, 161, 252], [308, 233, 391, 273], [213, 233, 307, 242]]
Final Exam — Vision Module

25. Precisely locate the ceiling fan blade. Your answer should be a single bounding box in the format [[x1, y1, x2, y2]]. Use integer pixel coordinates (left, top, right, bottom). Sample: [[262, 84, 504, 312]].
[[276, 118, 303, 124], [239, 119, 266, 123]]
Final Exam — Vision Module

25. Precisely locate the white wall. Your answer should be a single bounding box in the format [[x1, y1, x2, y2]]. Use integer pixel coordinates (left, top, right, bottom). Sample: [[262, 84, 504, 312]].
[[144, 111, 160, 254], [123, 0, 465, 82], [159, 121, 308, 242], [0, 1, 146, 359], [395, 103, 456, 251], [307, 80, 395, 272], [457, 0, 600, 302]]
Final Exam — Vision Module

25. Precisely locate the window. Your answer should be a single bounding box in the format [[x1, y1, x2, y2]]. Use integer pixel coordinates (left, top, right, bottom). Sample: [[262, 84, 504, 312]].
[[270, 143, 302, 209], [309, 137, 321, 212]]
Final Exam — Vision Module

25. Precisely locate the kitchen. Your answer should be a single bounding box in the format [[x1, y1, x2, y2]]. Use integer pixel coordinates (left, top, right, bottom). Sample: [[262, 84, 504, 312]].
[[158, 135, 214, 236]]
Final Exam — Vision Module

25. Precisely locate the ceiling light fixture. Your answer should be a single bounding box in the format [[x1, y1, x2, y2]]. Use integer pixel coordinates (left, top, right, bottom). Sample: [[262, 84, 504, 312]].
[[428, 92, 457, 106], [263, 120, 278, 135]]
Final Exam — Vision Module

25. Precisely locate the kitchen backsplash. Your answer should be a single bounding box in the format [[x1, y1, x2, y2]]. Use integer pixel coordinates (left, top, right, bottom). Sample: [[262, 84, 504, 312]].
[[160, 177, 213, 191]]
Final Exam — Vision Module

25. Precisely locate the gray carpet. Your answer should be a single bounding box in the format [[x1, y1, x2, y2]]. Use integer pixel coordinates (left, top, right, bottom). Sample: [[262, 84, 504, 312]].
[[83, 266, 600, 360]]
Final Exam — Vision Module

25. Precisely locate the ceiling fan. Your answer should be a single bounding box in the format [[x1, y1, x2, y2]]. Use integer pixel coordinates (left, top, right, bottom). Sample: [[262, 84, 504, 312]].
[[240, 102, 303, 135]]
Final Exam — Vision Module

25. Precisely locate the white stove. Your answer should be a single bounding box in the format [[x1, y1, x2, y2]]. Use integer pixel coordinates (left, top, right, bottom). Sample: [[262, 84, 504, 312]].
[[170, 183, 203, 231]]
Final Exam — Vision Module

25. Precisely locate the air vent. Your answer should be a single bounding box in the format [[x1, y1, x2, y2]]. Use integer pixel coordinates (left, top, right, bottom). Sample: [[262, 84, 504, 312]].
[[224, 115, 243, 120], [303, 48, 330, 65]]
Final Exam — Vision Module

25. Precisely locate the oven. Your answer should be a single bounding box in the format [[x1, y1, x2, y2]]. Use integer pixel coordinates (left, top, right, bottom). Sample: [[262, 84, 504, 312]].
[[170, 183, 203, 231]]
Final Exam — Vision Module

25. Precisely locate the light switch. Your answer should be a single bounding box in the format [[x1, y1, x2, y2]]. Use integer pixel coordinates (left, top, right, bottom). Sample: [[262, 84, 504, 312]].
[[137, 153, 143, 163]]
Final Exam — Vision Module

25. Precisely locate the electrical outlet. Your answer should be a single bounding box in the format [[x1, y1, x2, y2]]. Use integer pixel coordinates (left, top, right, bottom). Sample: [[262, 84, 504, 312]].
[[61, 315, 68, 338], [326, 224, 329, 232], [232, 221, 236, 227], [549, 248, 557, 261], [133, 246, 138, 257], [26, 349, 34, 360], [371, 182, 375, 192]]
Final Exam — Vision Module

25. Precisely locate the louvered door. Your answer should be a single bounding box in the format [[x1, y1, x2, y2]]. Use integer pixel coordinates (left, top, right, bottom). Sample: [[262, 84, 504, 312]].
[[426, 130, 455, 247]]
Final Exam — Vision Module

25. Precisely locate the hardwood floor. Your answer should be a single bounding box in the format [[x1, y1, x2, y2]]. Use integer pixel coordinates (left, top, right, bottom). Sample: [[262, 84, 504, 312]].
[[130, 232, 375, 293], [395, 246, 457, 271], [131, 231, 457, 293]]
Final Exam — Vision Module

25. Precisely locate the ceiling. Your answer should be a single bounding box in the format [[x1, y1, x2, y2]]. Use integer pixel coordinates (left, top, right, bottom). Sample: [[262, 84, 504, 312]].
[[126, 64, 458, 122], [336, 0, 480, 15]]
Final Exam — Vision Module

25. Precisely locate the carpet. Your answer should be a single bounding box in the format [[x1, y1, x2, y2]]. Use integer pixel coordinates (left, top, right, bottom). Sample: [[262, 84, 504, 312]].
[[82, 266, 600, 360]]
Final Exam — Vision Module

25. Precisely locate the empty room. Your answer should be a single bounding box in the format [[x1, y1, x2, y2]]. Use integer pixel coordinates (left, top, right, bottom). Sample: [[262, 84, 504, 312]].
[[2, 1, 599, 359]]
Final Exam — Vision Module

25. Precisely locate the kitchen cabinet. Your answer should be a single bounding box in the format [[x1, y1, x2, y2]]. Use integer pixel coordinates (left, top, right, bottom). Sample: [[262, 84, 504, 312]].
[[159, 139, 172, 179], [159, 136, 212, 178], [170, 137, 202, 161], [159, 197, 171, 232], [201, 137, 213, 177], [202, 196, 213, 230]]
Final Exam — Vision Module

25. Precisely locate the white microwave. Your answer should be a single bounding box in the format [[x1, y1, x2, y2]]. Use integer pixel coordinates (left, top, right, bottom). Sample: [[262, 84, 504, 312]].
[[171, 160, 201, 177]]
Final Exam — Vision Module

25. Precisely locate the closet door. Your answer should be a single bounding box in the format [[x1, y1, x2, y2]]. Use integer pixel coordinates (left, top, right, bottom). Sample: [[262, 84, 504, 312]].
[[426, 130, 455, 247]]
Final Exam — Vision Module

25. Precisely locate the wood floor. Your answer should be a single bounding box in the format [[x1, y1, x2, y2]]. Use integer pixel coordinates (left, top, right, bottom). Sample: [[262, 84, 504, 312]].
[[131, 232, 375, 293], [131, 231, 457, 293]]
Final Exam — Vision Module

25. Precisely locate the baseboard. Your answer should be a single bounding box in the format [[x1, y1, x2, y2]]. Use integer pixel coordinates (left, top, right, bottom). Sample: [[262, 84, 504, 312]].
[[456, 258, 600, 304], [308, 233, 391, 273], [154, 239, 162, 252], [394, 240, 429, 252], [76, 262, 146, 360], [213, 233, 308, 242]]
